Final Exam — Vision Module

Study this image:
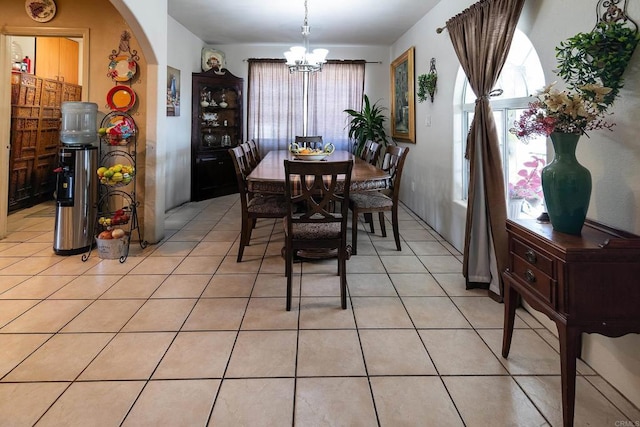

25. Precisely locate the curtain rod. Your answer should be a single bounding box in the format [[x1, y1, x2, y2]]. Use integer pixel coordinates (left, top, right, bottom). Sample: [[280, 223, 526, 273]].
[[436, 26, 446, 34], [243, 58, 381, 64]]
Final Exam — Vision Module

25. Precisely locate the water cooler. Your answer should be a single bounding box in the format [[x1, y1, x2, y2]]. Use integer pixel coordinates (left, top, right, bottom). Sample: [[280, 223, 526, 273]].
[[53, 102, 99, 255]]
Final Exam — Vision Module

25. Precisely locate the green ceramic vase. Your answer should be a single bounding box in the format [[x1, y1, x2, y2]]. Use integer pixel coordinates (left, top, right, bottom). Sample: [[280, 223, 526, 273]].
[[541, 132, 592, 235]]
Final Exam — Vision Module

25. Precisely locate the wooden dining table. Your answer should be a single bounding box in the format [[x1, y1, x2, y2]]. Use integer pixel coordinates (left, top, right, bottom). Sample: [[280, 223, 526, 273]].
[[246, 150, 390, 194]]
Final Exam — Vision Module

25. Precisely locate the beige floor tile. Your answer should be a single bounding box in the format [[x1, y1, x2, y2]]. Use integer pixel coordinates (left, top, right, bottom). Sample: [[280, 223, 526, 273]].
[[203, 230, 241, 242], [452, 296, 530, 329], [61, 299, 145, 332], [151, 274, 210, 298], [167, 228, 209, 242], [586, 376, 640, 422], [79, 332, 174, 380], [405, 240, 452, 255], [226, 330, 297, 378], [479, 328, 561, 375], [149, 240, 198, 257], [0, 333, 51, 377], [0, 275, 75, 299], [83, 257, 142, 275], [297, 329, 366, 377], [346, 255, 388, 273], [36, 381, 145, 426], [516, 375, 628, 427], [395, 229, 437, 242], [419, 330, 507, 375], [259, 253, 286, 273], [534, 328, 597, 375], [372, 239, 414, 255], [403, 296, 471, 329], [370, 376, 464, 426], [173, 255, 223, 274], [360, 329, 436, 375], [389, 273, 446, 296], [0, 242, 51, 257], [203, 273, 257, 297], [209, 378, 294, 426], [0, 275, 29, 294], [419, 255, 463, 273], [300, 258, 341, 275], [444, 376, 548, 426], [0, 256, 62, 276], [251, 273, 294, 297], [515, 306, 545, 328], [0, 382, 69, 426], [346, 273, 397, 296], [128, 256, 185, 275], [4, 333, 113, 381], [40, 255, 100, 276], [122, 298, 197, 331], [190, 240, 234, 256], [351, 296, 414, 328], [153, 331, 236, 379], [434, 273, 487, 296], [100, 274, 167, 299], [298, 297, 357, 329], [1, 299, 91, 333], [123, 379, 220, 426], [300, 273, 342, 297], [295, 377, 377, 426], [216, 255, 262, 274], [50, 275, 122, 299], [0, 300, 39, 328], [241, 297, 299, 330], [182, 298, 248, 330]]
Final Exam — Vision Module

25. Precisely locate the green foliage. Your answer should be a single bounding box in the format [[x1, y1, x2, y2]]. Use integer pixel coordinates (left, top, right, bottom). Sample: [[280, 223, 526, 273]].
[[344, 94, 389, 155], [556, 21, 640, 109], [417, 72, 437, 103]]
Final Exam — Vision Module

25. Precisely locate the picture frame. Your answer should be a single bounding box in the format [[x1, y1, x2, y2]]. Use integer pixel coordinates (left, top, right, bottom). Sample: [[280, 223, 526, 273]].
[[167, 66, 180, 116], [201, 47, 226, 74], [390, 46, 415, 143]]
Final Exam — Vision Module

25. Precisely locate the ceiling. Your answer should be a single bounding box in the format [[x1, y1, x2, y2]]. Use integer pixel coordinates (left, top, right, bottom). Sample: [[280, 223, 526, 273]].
[[168, 0, 442, 46]]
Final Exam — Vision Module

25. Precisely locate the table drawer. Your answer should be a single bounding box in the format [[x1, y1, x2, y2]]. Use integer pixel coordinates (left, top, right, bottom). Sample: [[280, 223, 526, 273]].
[[512, 237, 554, 277], [512, 254, 556, 307]]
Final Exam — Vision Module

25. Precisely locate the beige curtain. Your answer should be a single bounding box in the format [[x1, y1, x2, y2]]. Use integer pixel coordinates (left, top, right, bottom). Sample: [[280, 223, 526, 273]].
[[446, 0, 525, 298]]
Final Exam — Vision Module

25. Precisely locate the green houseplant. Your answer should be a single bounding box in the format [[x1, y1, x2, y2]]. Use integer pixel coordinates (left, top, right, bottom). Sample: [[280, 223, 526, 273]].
[[344, 94, 389, 156], [555, 20, 640, 108], [417, 72, 437, 103]]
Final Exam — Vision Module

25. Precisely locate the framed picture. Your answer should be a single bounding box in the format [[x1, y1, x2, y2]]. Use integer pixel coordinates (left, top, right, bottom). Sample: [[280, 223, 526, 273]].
[[167, 66, 180, 116], [201, 48, 226, 73], [390, 47, 415, 143]]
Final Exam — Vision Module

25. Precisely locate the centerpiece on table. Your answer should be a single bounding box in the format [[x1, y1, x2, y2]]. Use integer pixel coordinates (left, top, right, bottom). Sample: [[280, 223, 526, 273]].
[[510, 82, 613, 234]]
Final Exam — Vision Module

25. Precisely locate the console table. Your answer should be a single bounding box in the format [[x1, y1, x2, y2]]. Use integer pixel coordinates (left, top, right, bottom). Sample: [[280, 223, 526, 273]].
[[501, 219, 640, 427]]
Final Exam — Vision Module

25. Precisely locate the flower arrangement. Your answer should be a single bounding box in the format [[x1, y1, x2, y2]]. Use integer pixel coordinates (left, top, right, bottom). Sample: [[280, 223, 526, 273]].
[[509, 155, 545, 200], [510, 82, 614, 143]]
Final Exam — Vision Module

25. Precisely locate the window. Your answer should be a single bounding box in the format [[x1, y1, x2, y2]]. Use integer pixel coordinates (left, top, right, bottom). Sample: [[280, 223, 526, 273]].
[[456, 30, 546, 220], [247, 60, 364, 153]]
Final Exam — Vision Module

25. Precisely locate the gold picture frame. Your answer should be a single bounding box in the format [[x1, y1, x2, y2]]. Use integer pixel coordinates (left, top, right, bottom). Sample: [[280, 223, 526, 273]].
[[390, 47, 415, 143]]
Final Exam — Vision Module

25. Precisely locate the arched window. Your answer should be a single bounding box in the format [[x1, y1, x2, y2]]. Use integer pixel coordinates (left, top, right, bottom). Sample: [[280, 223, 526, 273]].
[[455, 29, 546, 219]]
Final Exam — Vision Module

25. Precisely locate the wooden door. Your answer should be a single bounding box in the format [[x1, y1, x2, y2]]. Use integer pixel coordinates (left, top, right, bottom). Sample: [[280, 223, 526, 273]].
[[35, 37, 79, 84]]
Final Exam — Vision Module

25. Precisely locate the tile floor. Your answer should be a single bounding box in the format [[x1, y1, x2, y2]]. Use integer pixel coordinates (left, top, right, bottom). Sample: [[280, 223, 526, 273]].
[[1, 195, 639, 426]]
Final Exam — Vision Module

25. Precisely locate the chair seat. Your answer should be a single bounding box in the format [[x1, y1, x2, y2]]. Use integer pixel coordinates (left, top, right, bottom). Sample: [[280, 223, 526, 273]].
[[350, 192, 393, 209], [286, 219, 342, 240], [247, 195, 288, 215]]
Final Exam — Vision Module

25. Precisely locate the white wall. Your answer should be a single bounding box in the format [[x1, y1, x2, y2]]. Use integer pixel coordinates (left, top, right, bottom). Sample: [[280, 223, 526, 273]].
[[165, 17, 203, 209], [391, 0, 640, 408]]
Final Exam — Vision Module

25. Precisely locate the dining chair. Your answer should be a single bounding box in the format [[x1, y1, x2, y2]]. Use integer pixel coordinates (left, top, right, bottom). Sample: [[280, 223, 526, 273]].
[[349, 145, 409, 255], [248, 139, 261, 163], [239, 141, 258, 170], [360, 140, 382, 166], [283, 159, 354, 310], [294, 135, 323, 149], [229, 146, 288, 262]]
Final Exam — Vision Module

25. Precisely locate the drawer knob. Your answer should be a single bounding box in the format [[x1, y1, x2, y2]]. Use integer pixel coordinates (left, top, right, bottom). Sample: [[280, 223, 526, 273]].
[[525, 249, 537, 263], [524, 269, 536, 283]]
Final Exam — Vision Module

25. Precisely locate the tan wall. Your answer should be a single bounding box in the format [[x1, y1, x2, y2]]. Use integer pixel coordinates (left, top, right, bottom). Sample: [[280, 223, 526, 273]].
[[2, 0, 148, 231]]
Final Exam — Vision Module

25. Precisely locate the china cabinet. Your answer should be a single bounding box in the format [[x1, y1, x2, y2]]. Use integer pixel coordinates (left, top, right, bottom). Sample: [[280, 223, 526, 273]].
[[191, 68, 242, 200]]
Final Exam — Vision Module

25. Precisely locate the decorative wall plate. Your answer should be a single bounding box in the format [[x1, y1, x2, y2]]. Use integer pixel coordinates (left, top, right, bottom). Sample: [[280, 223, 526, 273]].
[[201, 48, 226, 72], [108, 55, 137, 82], [107, 85, 136, 112], [25, 0, 56, 22]]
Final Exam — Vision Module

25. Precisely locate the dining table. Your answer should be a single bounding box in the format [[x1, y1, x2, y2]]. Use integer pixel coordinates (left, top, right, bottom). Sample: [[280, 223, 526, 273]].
[[246, 150, 390, 195]]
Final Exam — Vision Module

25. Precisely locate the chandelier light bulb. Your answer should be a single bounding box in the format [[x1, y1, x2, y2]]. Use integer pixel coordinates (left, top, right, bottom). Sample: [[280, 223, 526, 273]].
[[283, 0, 328, 73]]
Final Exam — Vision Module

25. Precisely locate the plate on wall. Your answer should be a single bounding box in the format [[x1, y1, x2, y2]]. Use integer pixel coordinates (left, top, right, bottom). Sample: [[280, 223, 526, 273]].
[[108, 55, 137, 82], [201, 48, 226, 72], [25, 0, 56, 23], [106, 85, 136, 112]]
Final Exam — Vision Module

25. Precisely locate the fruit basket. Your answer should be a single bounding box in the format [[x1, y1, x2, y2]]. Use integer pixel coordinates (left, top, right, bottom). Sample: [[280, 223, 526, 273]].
[[98, 112, 136, 146], [95, 232, 129, 260], [97, 207, 132, 229], [97, 163, 135, 186]]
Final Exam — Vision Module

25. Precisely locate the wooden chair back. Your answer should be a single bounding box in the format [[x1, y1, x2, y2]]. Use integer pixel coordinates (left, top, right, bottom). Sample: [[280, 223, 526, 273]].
[[381, 145, 410, 202], [360, 140, 382, 166], [294, 135, 323, 149]]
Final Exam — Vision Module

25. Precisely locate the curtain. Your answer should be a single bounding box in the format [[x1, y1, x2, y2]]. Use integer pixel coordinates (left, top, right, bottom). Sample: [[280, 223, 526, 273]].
[[446, 0, 525, 298], [248, 60, 365, 154]]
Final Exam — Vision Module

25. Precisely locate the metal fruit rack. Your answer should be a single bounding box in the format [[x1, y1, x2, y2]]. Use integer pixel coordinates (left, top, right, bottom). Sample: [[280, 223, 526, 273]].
[[82, 111, 146, 262]]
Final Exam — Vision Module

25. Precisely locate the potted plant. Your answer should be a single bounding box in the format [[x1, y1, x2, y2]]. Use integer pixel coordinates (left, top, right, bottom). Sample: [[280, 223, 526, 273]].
[[555, 20, 640, 108], [344, 94, 390, 156], [417, 71, 437, 103]]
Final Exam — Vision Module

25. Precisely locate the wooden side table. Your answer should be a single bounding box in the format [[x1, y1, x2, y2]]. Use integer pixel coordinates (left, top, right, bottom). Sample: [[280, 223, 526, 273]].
[[502, 219, 640, 427]]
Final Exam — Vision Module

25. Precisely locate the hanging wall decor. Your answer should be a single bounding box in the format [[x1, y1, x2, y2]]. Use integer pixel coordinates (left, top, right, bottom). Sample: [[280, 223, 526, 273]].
[[107, 31, 140, 82], [390, 47, 415, 143], [417, 58, 438, 103]]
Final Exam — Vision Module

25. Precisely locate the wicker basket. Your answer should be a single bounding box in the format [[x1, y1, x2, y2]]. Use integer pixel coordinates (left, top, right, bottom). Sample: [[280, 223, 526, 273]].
[[95, 235, 128, 259]]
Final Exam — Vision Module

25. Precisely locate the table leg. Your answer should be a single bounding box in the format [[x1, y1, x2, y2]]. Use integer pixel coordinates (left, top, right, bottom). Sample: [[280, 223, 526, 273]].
[[557, 323, 579, 427], [501, 278, 518, 358]]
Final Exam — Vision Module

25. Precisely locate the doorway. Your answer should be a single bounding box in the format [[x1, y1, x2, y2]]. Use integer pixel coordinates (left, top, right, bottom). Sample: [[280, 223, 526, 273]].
[[1, 27, 89, 239]]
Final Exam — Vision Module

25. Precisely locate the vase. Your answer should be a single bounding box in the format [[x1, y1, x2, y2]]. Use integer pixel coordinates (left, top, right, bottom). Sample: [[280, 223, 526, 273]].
[[541, 132, 592, 235]]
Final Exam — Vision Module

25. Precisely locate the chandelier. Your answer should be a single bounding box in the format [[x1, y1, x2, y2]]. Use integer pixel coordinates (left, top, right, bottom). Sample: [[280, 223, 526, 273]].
[[284, 0, 328, 73]]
